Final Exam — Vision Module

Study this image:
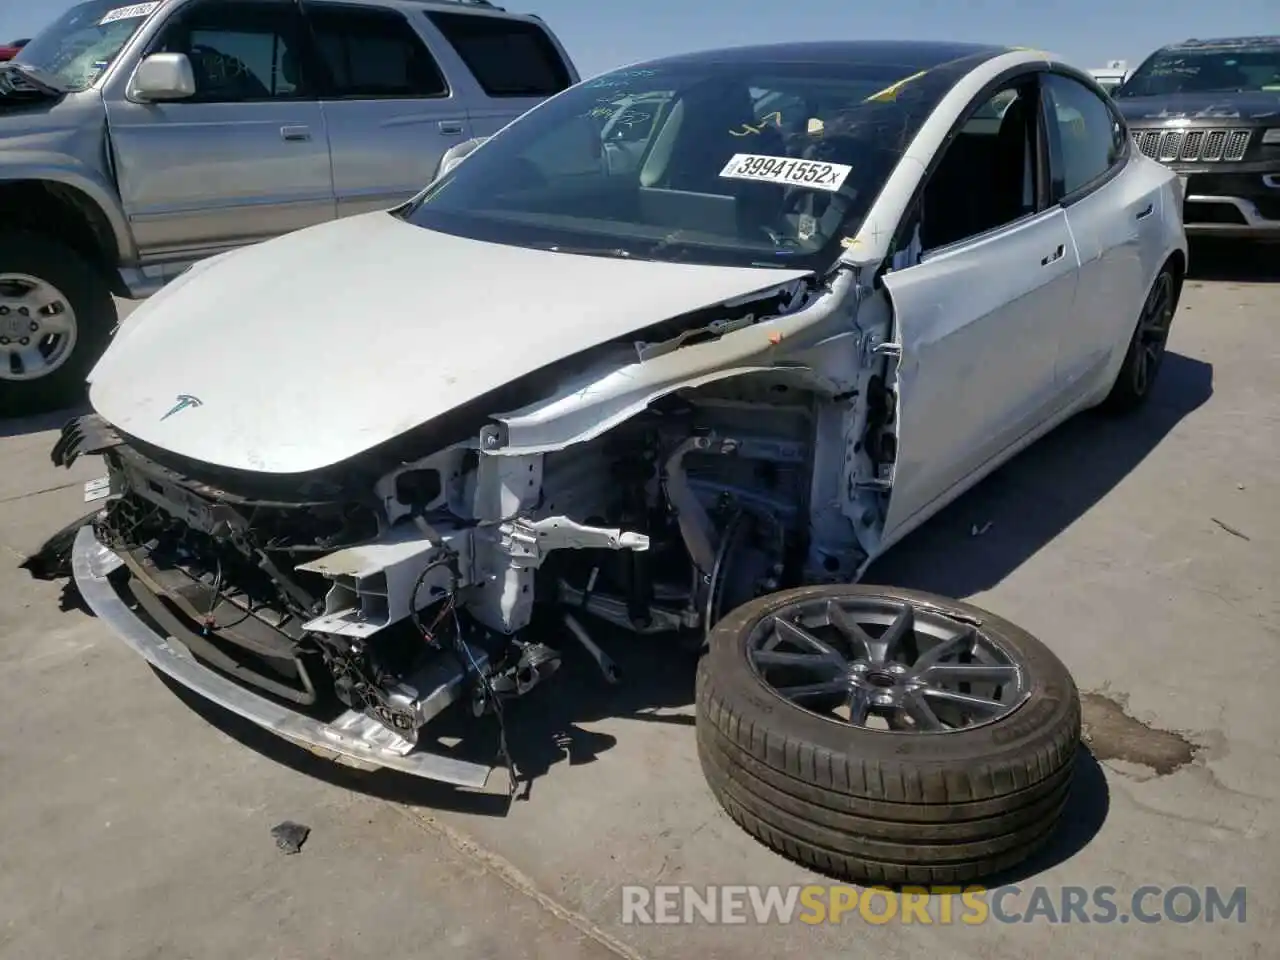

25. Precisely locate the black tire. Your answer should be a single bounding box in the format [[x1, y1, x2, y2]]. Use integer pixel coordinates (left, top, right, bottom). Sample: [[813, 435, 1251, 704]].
[[0, 231, 117, 417], [1098, 264, 1178, 415], [695, 584, 1081, 885]]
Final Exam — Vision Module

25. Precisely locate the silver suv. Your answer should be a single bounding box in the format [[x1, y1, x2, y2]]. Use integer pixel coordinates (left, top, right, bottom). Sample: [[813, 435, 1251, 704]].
[[0, 0, 577, 414]]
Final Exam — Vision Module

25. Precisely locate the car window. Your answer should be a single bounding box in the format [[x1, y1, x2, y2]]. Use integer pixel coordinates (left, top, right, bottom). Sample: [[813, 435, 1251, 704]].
[[1117, 43, 1280, 97], [398, 56, 985, 271], [915, 81, 1040, 253], [152, 0, 309, 101], [1043, 73, 1124, 196], [14, 0, 159, 91], [304, 3, 447, 99], [601, 96, 668, 144], [426, 11, 570, 98]]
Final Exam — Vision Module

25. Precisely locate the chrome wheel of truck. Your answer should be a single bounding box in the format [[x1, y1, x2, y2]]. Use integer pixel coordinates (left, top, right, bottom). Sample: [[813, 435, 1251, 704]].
[[0, 273, 79, 381], [0, 232, 117, 417]]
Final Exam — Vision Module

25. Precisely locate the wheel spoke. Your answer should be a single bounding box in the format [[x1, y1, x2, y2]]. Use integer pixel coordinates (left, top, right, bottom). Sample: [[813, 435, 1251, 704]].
[[28, 288, 66, 314], [902, 690, 946, 731], [753, 649, 845, 672], [918, 663, 1019, 684], [874, 603, 914, 663], [909, 628, 974, 676], [772, 616, 844, 661], [12, 344, 45, 375], [38, 311, 74, 336], [775, 680, 849, 701], [921, 687, 1006, 715], [1133, 348, 1149, 393], [825, 600, 875, 661], [1141, 315, 1169, 338]]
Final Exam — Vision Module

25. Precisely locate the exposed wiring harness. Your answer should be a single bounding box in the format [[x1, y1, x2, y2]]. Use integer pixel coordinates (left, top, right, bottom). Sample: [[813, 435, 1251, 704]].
[[409, 553, 518, 802]]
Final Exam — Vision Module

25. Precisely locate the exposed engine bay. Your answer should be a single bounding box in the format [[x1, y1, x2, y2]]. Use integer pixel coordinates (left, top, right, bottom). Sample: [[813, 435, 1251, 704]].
[[53, 263, 906, 777]]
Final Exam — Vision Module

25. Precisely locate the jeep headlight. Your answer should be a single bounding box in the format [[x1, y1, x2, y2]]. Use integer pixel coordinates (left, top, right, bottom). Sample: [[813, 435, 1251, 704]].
[[1262, 128, 1280, 145]]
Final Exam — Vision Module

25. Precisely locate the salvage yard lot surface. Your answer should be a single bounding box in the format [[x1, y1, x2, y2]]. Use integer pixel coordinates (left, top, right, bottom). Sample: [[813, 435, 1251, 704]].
[[1, 244, 1276, 959]]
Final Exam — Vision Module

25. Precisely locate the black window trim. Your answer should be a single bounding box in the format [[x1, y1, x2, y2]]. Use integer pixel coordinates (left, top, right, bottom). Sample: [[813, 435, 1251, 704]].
[[143, 0, 318, 104], [301, 0, 452, 101], [1041, 66, 1131, 208], [425, 9, 570, 100], [886, 64, 1054, 263]]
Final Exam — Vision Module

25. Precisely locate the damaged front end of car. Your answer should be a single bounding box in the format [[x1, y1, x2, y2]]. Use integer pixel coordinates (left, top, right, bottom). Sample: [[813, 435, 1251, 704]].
[[54, 259, 906, 787]]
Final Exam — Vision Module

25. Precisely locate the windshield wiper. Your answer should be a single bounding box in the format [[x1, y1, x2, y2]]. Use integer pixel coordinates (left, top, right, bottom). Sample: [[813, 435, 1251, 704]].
[[0, 62, 68, 95], [532, 243, 638, 260]]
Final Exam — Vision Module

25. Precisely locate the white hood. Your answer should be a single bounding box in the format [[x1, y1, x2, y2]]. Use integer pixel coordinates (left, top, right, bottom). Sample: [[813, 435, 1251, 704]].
[[89, 213, 810, 474]]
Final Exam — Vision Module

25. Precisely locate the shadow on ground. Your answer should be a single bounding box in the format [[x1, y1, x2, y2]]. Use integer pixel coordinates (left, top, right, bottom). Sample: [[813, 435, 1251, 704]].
[[155, 625, 697, 817], [866, 351, 1213, 597], [982, 746, 1111, 887], [1185, 238, 1280, 284], [0, 403, 87, 439]]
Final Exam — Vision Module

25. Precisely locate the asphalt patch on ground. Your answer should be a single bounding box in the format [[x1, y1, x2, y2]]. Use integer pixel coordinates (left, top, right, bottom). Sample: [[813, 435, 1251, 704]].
[[1081, 692, 1198, 776]]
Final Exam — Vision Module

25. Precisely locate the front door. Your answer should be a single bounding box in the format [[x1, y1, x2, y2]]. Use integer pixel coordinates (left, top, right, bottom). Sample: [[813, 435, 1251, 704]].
[[302, 2, 472, 217], [104, 0, 335, 263], [879, 76, 1080, 542]]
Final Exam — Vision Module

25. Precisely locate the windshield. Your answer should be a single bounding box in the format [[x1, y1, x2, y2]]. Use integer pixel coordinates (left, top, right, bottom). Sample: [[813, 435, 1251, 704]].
[[1116, 44, 1280, 97], [14, 0, 159, 92], [398, 56, 965, 270]]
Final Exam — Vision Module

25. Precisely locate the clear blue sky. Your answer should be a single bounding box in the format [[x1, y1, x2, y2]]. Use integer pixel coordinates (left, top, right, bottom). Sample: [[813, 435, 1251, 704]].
[[3, 0, 1277, 78]]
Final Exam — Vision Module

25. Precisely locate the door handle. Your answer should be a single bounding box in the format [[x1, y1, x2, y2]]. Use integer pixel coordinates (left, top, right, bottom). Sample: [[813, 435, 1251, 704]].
[[1135, 202, 1154, 220], [280, 125, 311, 142], [438, 120, 465, 136], [1041, 244, 1065, 266]]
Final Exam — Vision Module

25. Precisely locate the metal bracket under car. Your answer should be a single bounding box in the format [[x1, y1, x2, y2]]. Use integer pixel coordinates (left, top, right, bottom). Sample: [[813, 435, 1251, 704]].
[[70, 525, 495, 788]]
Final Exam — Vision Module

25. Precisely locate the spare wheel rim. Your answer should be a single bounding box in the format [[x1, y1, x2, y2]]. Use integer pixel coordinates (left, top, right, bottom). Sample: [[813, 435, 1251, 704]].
[[744, 594, 1032, 734]]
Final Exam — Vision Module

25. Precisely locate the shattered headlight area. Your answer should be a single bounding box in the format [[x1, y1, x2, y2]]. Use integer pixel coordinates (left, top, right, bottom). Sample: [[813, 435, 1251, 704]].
[[57, 418, 679, 759]]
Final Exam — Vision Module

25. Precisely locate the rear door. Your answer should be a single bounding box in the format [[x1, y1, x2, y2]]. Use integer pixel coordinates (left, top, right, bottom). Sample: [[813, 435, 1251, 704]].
[[880, 74, 1081, 541], [1041, 71, 1152, 393], [104, 0, 334, 261], [303, 1, 471, 217], [421, 10, 575, 139]]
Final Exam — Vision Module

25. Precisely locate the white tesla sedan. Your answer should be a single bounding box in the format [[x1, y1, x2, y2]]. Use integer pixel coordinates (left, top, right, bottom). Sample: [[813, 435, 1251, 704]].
[[53, 40, 1186, 884]]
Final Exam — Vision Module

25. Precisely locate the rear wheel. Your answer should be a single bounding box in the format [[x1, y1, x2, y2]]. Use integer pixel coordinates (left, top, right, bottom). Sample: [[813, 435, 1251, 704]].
[[1099, 266, 1176, 414], [696, 584, 1081, 885], [0, 232, 117, 417]]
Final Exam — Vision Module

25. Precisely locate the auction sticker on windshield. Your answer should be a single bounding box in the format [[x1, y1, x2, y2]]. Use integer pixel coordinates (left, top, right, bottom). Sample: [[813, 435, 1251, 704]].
[[99, 2, 160, 24], [719, 154, 852, 193]]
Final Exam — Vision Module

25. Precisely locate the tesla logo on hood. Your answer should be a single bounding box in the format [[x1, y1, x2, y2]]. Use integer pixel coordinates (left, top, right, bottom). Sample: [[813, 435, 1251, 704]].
[[161, 394, 203, 421]]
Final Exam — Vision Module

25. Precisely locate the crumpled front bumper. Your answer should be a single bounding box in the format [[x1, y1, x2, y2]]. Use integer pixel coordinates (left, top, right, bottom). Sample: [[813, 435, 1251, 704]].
[[71, 524, 493, 788]]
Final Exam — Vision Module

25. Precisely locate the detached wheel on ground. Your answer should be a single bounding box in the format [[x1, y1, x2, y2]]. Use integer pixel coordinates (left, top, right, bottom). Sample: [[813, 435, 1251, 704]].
[[695, 584, 1081, 885], [0, 231, 117, 416], [1099, 264, 1178, 414]]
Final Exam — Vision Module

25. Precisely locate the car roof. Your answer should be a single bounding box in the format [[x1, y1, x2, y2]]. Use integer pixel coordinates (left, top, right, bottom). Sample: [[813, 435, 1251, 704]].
[[239, 0, 541, 21], [1162, 35, 1280, 52], [628, 40, 1010, 74]]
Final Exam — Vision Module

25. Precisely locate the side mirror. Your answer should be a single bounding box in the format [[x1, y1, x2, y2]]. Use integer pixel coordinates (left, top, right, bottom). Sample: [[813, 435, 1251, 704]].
[[129, 52, 196, 102]]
